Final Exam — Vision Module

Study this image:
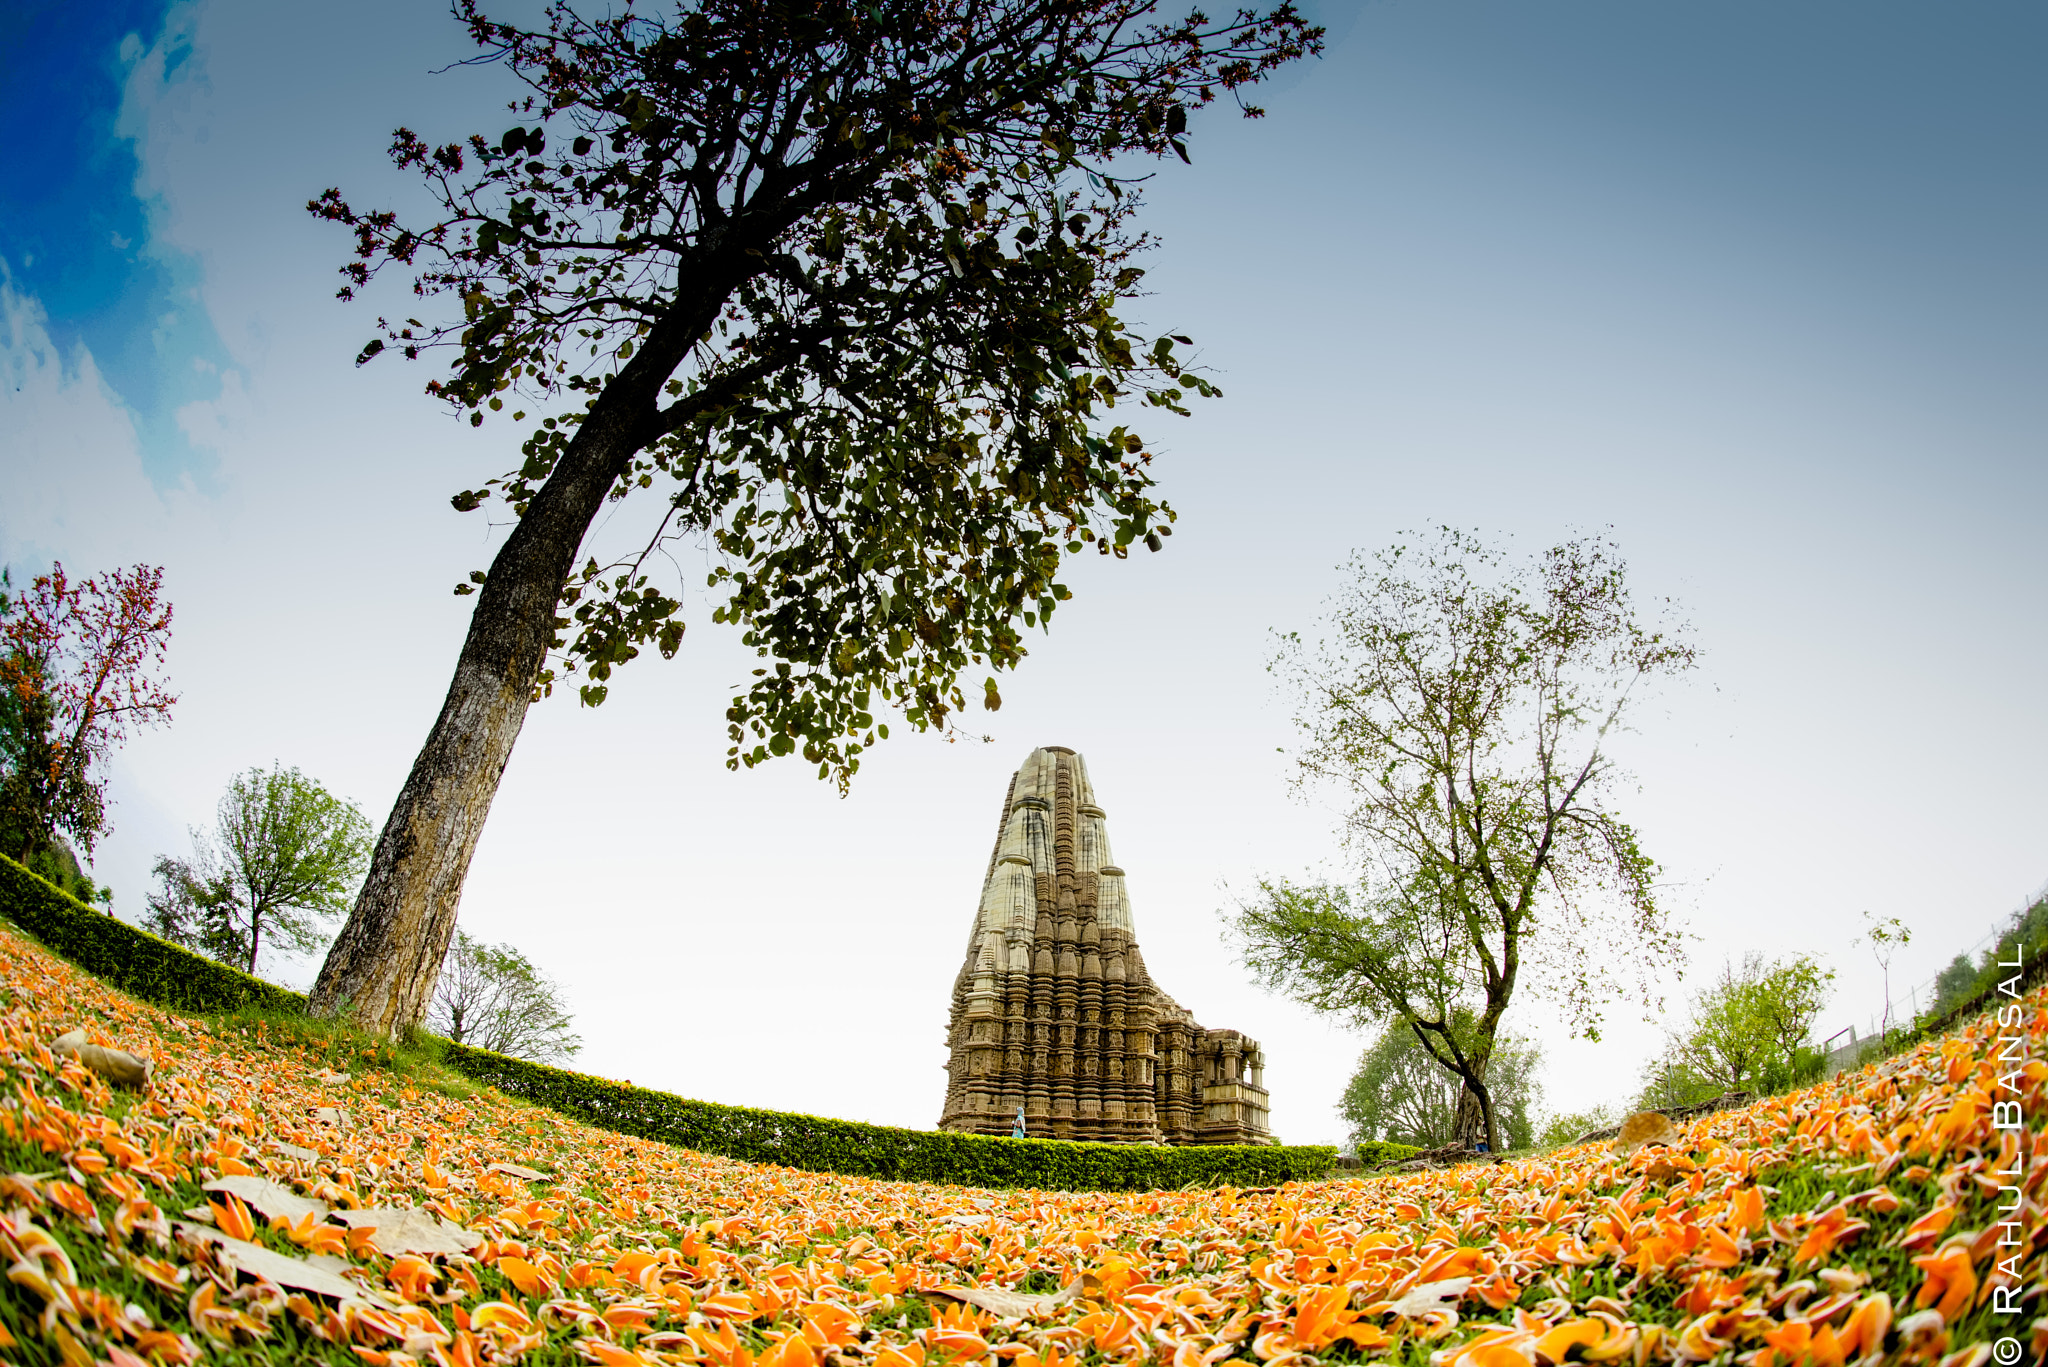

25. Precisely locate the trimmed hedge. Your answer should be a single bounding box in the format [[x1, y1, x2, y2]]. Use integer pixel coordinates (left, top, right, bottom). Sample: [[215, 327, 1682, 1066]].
[[0, 852, 304, 1014], [443, 1042, 1337, 1191], [0, 853, 1338, 1191], [1350, 1140, 1423, 1168]]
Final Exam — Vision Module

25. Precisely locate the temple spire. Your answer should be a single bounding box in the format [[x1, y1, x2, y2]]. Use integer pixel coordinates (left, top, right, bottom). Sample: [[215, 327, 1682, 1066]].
[[938, 746, 1274, 1144]]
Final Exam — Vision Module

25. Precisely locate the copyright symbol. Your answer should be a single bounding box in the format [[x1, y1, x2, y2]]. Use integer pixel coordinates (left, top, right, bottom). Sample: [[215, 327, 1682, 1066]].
[[1992, 1336, 2021, 1365]]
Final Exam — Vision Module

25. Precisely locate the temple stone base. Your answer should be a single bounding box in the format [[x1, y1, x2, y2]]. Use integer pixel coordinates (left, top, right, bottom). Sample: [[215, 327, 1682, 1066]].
[[937, 747, 1273, 1145]]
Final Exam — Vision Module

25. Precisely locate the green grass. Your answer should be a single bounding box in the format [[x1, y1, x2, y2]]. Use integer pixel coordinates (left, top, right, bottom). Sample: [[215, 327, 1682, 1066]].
[[196, 1003, 488, 1104]]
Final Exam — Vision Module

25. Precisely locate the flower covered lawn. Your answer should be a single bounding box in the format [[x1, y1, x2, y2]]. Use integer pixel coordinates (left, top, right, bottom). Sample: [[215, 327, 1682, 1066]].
[[0, 922, 2039, 1367]]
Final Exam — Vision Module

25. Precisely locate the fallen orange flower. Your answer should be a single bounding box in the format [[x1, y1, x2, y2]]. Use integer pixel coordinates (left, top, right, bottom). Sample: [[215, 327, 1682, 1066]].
[[1911, 1242, 1979, 1322], [0, 919, 2039, 1367]]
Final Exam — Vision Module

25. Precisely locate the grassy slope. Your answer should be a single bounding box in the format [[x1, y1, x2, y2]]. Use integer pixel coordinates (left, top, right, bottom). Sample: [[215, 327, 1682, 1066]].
[[0, 923, 2038, 1367]]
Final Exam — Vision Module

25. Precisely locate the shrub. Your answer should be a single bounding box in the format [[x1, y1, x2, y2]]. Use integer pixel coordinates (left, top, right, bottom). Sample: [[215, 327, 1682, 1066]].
[[1349, 1140, 1424, 1168], [0, 851, 303, 1014], [442, 1042, 1336, 1191], [1, 853, 1336, 1190]]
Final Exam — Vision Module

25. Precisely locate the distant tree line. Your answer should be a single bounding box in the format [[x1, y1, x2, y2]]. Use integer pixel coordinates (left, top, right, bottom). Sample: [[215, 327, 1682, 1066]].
[[1927, 891, 2048, 1022]]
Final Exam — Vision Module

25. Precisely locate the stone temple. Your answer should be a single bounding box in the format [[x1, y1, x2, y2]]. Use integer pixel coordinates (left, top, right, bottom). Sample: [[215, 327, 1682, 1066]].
[[937, 746, 1273, 1145]]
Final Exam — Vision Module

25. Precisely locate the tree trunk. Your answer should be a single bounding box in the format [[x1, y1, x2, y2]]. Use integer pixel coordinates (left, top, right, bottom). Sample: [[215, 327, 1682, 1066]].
[[1452, 1086, 1485, 1148], [1450, 1078, 1503, 1151], [307, 402, 648, 1037]]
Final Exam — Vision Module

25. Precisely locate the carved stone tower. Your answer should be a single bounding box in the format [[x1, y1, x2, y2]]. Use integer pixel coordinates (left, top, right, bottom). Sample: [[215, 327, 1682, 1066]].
[[938, 746, 1273, 1145]]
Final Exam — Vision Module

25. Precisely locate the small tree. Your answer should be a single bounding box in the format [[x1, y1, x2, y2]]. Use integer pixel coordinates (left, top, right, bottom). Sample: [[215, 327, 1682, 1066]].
[[1746, 952, 1833, 1065], [305, 0, 1321, 1038], [146, 765, 372, 974], [428, 930, 581, 1063], [1860, 910, 1912, 1038], [1639, 952, 1832, 1106], [145, 856, 250, 964], [1340, 1018, 1541, 1151], [0, 563, 176, 863], [1231, 529, 1695, 1151]]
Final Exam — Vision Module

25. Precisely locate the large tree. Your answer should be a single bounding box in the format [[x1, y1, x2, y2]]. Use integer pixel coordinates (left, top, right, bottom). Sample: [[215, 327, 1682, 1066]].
[[306, 0, 1320, 1036], [1231, 530, 1694, 1151], [0, 563, 176, 866]]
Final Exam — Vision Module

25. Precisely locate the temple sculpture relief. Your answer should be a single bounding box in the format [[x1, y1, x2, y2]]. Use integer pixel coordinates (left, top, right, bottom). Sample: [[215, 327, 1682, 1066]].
[[938, 746, 1274, 1144]]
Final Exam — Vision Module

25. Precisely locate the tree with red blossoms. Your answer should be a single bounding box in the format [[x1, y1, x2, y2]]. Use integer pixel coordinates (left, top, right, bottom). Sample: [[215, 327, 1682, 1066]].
[[0, 563, 178, 868]]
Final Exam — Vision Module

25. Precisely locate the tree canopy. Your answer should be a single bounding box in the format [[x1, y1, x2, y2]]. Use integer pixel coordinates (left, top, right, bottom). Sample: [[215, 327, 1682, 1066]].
[[306, 0, 1320, 1036], [1231, 529, 1695, 1150], [146, 765, 373, 974], [320, 0, 1319, 766]]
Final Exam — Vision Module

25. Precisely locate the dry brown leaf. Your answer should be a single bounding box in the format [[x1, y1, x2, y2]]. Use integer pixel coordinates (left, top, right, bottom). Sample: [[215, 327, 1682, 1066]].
[[1382, 1277, 1471, 1319], [486, 1162, 552, 1182], [941, 1212, 992, 1227], [311, 1106, 348, 1129], [50, 1028, 152, 1089], [267, 1140, 320, 1163], [1612, 1111, 1679, 1154], [925, 1282, 1079, 1320], [203, 1176, 328, 1225], [175, 1221, 389, 1305], [331, 1206, 481, 1257], [311, 1069, 352, 1084]]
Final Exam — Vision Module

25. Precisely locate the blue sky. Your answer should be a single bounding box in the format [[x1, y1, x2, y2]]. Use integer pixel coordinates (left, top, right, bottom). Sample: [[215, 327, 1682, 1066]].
[[0, 0, 232, 488], [1, 1, 2043, 1142]]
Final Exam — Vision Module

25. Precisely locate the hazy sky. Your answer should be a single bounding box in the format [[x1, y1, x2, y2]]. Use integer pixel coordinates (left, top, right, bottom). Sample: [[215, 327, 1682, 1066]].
[[3, 0, 2043, 1145]]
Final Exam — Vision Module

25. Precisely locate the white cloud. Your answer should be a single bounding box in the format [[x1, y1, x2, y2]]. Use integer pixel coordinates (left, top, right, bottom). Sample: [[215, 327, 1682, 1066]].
[[174, 367, 249, 456], [0, 270, 178, 572]]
